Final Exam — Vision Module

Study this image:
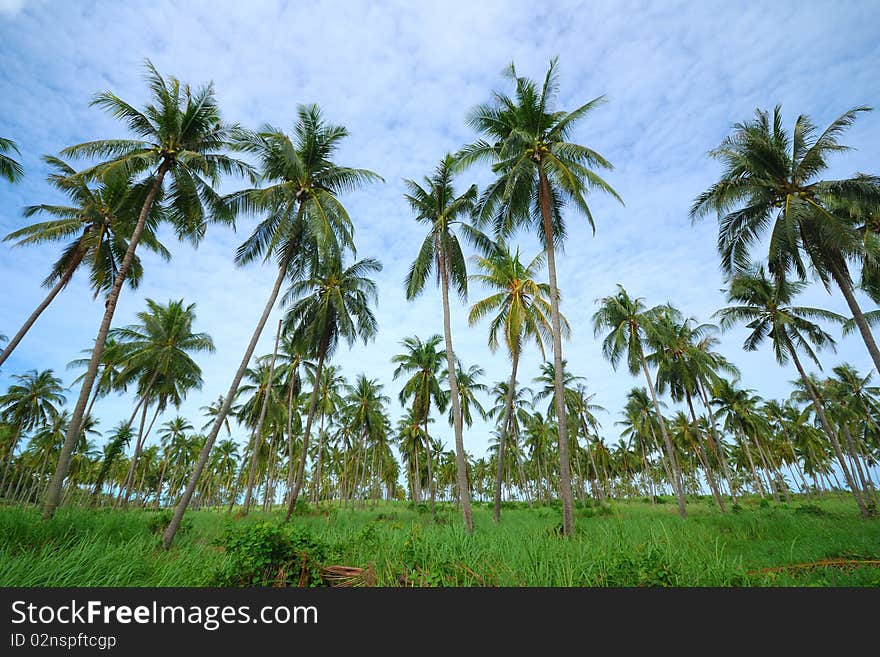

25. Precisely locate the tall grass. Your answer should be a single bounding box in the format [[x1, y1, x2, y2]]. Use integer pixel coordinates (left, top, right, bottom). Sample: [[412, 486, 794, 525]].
[[1, 495, 877, 586]]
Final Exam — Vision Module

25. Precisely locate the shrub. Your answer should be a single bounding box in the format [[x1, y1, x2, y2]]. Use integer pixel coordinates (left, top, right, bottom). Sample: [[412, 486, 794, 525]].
[[214, 522, 331, 587], [146, 510, 191, 537]]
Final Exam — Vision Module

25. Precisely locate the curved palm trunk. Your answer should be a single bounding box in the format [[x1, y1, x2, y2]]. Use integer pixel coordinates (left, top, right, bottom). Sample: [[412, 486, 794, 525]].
[[538, 170, 575, 535], [243, 319, 282, 514], [786, 341, 870, 518], [438, 253, 473, 533], [0, 250, 85, 368], [493, 352, 519, 523], [284, 330, 329, 522], [162, 244, 294, 549], [829, 261, 880, 375], [43, 162, 170, 521], [638, 351, 687, 518], [738, 430, 765, 497]]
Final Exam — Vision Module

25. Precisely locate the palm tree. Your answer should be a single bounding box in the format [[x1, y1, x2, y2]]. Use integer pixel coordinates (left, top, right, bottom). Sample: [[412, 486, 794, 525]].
[[283, 255, 381, 519], [392, 335, 448, 512], [163, 105, 380, 546], [110, 299, 213, 506], [90, 422, 134, 504], [468, 244, 559, 520], [403, 153, 489, 533], [342, 375, 389, 504], [1, 158, 170, 367], [43, 60, 250, 520], [691, 104, 880, 373], [592, 285, 687, 517], [714, 265, 872, 517], [0, 370, 66, 492], [0, 137, 23, 182], [463, 58, 622, 535]]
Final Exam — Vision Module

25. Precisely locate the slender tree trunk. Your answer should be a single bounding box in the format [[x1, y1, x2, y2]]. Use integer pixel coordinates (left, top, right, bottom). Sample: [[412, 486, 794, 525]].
[[438, 253, 473, 533], [829, 261, 880, 374], [639, 351, 687, 518], [841, 423, 877, 511], [0, 250, 85, 368], [697, 379, 737, 505], [423, 417, 435, 512], [685, 392, 726, 511], [0, 426, 23, 494], [579, 416, 607, 505], [243, 319, 282, 514], [43, 162, 169, 521], [284, 330, 329, 522], [285, 375, 297, 504], [118, 401, 150, 507], [739, 432, 765, 497], [786, 341, 869, 518], [162, 243, 295, 549], [537, 170, 575, 534], [493, 352, 519, 523]]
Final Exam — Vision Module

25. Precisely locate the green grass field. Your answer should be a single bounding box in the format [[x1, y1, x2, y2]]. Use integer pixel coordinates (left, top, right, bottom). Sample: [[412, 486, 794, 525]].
[[1, 495, 878, 587]]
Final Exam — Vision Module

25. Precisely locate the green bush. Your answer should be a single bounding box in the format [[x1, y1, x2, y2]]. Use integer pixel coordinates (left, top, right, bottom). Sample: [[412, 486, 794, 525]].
[[214, 522, 331, 587], [146, 510, 191, 537]]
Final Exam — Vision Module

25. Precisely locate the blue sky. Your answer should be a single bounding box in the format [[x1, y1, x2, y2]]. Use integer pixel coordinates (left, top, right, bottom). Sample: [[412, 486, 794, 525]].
[[1, 0, 878, 463]]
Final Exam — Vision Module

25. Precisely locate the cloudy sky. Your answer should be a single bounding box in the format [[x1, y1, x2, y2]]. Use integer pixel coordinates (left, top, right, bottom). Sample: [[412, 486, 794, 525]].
[[1, 0, 878, 465]]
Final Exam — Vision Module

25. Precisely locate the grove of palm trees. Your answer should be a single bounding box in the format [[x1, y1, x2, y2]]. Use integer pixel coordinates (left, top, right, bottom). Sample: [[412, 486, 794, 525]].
[[1, 3, 878, 589]]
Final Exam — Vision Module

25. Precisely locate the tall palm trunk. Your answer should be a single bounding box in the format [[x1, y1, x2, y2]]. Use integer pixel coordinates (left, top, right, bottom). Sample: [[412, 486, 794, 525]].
[[697, 379, 737, 505], [422, 416, 435, 511], [284, 328, 329, 522], [685, 392, 726, 511], [438, 251, 473, 533], [786, 340, 870, 518], [162, 244, 294, 549], [579, 416, 607, 505], [0, 248, 85, 368], [285, 375, 297, 503], [243, 320, 282, 514], [538, 170, 575, 535], [828, 261, 880, 374], [493, 351, 519, 523], [43, 161, 170, 521], [738, 430, 765, 497], [0, 426, 23, 494], [638, 350, 687, 518]]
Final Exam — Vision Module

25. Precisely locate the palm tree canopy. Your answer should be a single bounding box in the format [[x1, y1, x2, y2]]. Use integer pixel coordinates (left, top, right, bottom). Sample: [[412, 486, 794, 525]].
[[0, 369, 67, 432], [690, 104, 880, 280], [468, 243, 566, 358], [61, 59, 254, 244], [461, 57, 622, 242], [228, 104, 383, 268], [4, 157, 171, 293], [0, 136, 24, 183], [714, 265, 845, 367], [391, 334, 448, 422], [282, 255, 381, 359], [404, 154, 490, 300]]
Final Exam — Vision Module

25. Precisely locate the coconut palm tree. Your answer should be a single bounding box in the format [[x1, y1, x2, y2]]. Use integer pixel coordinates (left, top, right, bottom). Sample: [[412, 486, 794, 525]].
[[43, 60, 250, 520], [282, 255, 381, 519], [468, 243, 560, 520], [0, 137, 23, 183], [90, 422, 134, 504], [463, 58, 622, 535], [163, 105, 381, 547], [0, 369, 66, 492], [403, 153, 491, 533], [342, 375, 389, 504], [110, 299, 213, 506], [592, 285, 687, 517], [691, 104, 880, 373], [392, 335, 448, 512], [0, 158, 170, 368], [714, 265, 872, 517]]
